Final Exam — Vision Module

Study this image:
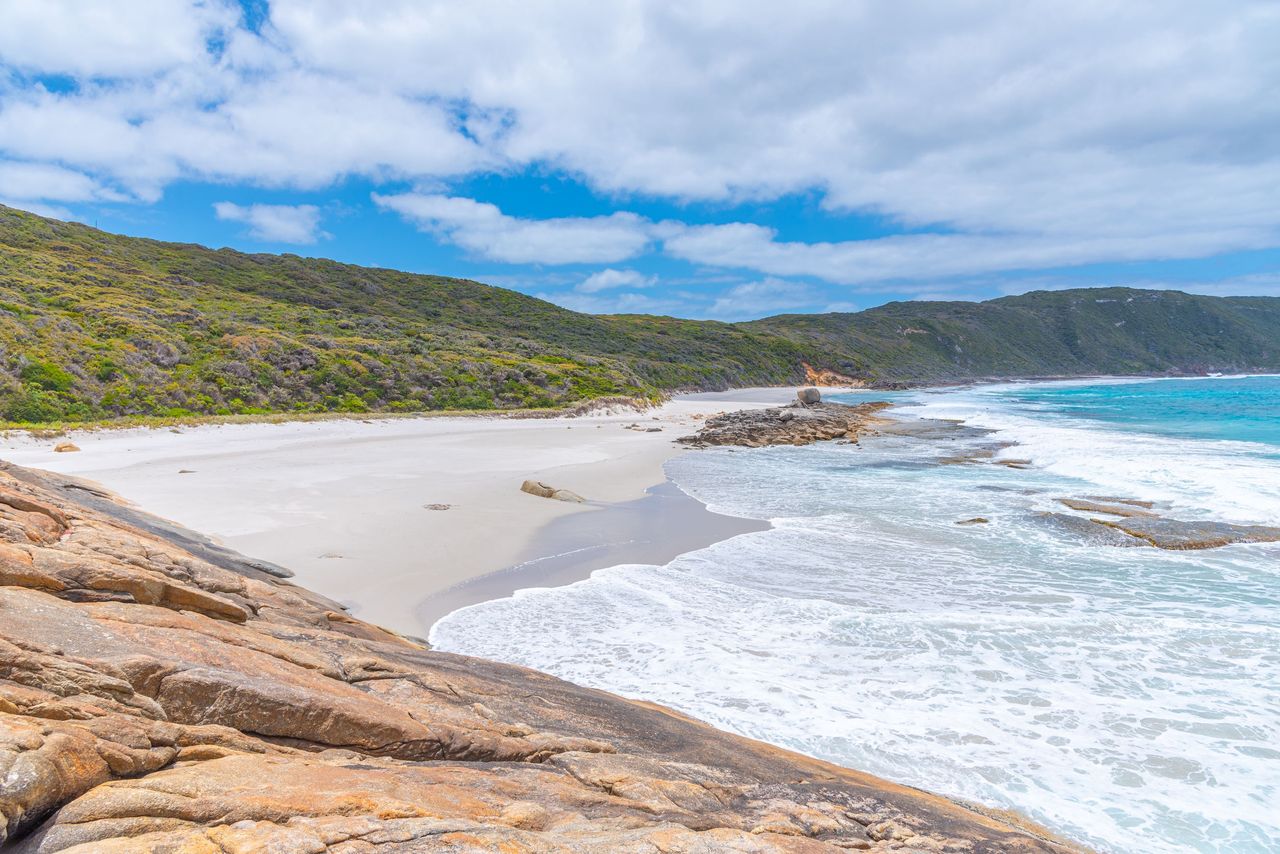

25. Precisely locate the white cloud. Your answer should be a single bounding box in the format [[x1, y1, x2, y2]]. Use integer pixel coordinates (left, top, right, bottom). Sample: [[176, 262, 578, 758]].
[[706, 278, 819, 321], [0, 0, 238, 77], [0, 160, 123, 202], [541, 289, 691, 316], [577, 268, 656, 293], [1, 1, 1279, 287], [542, 274, 829, 320], [213, 202, 326, 244], [662, 222, 1280, 286], [373, 193, 652, 264], [0, 199, 73, 219]]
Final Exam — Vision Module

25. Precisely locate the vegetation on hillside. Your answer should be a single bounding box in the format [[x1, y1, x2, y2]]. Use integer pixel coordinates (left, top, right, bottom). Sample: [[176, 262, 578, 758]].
[[2, 204, 1278, 425], [0, 205, 806, 424], [748, 289, 1280, 385]]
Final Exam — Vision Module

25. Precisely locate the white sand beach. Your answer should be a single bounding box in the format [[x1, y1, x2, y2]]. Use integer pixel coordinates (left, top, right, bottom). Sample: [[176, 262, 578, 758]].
[[0, 388, 806, 635]]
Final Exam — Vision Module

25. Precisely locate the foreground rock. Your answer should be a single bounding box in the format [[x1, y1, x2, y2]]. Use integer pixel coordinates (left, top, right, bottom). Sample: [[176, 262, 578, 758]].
[[0, 460, 1078, 852], [679, 399, 893, 448]]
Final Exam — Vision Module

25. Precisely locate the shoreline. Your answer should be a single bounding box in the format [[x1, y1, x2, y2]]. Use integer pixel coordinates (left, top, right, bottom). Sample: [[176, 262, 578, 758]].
[[419, 478, 771, 632], [0, 386, 833, 637]]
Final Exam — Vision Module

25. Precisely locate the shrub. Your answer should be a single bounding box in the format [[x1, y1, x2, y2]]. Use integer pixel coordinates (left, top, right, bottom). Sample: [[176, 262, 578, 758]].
[[20, 360, 75, 392], [3, 388, 64, 422]]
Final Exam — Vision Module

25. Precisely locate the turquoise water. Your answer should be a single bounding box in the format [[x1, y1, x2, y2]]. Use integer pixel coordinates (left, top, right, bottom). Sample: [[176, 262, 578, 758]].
[[434, 378, 1280, 853], [984, 376, 1280, 448]]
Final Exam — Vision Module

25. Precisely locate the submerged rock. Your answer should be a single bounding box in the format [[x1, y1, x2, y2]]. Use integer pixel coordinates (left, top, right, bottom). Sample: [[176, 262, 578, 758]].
[[0, 460, 1080, 853], [679, 400, 892, 448], [1096, 516, 1280, 550], [1044, 497, 1280, 550], [1035, 511, 1152, 547], [1058, 498, 1158, 518]]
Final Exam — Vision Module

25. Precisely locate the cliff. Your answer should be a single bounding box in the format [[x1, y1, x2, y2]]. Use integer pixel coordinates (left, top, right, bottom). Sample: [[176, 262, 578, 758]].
[[0, 459, 1080, 852]]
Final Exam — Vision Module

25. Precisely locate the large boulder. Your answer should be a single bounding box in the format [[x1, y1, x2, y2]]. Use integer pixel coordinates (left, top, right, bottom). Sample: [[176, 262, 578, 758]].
[[796, 387, 822, 405]]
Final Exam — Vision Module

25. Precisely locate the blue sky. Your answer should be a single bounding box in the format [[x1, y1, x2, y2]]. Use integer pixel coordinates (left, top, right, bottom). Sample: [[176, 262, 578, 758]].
[[2, 1, 1278, 320]]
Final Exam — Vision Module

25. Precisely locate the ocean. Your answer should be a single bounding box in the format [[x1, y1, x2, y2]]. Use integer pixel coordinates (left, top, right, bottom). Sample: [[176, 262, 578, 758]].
[[430, 376, 1280, 853]]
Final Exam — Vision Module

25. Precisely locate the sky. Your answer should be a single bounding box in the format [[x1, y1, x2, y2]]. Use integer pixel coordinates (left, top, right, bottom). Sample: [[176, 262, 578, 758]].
[[1, 1, 1279, 321]]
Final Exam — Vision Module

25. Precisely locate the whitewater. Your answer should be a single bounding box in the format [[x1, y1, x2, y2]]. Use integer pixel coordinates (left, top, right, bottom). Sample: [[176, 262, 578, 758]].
[[431, 376, 1280, 853]]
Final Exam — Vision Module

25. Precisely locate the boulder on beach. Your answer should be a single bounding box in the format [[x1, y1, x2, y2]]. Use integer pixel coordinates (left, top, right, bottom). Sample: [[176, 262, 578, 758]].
[[796, 386, 821, 405], [520, 479, 585, 503], [53, 442, 80, 453]]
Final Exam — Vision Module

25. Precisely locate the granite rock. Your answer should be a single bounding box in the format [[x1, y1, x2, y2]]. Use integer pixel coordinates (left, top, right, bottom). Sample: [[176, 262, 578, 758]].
[[0, 460, 1079, 853], [679, 401, 892, 448]]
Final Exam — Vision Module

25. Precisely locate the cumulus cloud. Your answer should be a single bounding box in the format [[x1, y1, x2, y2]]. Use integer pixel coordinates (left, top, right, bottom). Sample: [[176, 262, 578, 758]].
[[706, 278, 820, 321], [662, 222, 1280, 286], [576, 269, 657, 293], [373, 193, 652, 264], [542, 289, 691, 316], [213, 202, 326, 244], [0, 160, 123, 203], [2, 1, 1279, 287], [0, 0, 237, 77]]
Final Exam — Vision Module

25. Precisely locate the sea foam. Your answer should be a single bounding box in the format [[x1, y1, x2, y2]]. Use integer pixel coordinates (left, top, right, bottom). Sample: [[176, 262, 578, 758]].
[[432, 378, 1280, 853]]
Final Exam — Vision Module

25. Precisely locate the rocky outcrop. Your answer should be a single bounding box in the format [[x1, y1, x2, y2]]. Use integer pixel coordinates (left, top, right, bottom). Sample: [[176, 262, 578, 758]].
[[1095, 516, 1280, 550], [802, 362, 864, 387], [1048, 495, 1280, 549], [679, 400, 893, 448], [1057, 498, 1156, 518], [0, 460, 1079, 852]]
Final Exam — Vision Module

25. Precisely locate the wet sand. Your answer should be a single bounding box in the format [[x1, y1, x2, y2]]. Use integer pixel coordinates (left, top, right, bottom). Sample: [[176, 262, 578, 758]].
[[418, 480, 769, 630]]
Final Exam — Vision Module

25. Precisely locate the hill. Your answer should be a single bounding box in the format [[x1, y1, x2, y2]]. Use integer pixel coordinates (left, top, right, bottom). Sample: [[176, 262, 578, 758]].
[[747, 289, 1280, 385], [2, 204, 1278, 424]]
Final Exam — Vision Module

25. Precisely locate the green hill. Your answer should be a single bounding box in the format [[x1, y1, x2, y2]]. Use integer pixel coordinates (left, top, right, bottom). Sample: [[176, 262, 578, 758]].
[[747, 289, 1280, 385], [2, 204, 1278, 425]]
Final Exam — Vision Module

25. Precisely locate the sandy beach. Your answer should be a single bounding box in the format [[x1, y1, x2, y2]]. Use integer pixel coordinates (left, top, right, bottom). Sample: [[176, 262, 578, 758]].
[[0, 388, 807, 636]]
